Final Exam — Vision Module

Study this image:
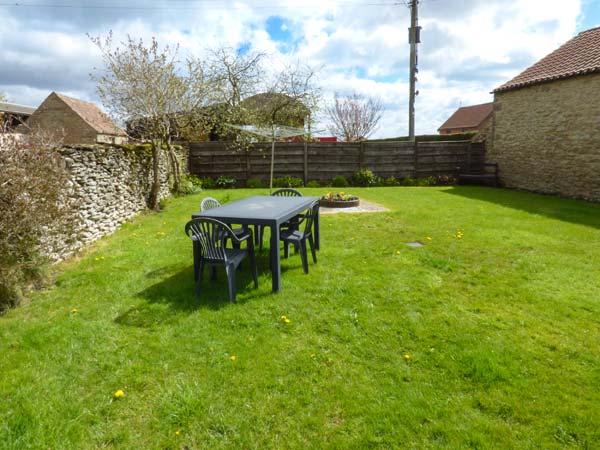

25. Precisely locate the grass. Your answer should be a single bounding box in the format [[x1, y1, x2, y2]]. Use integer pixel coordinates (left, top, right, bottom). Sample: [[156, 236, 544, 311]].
[[1, 186, 599, 449]]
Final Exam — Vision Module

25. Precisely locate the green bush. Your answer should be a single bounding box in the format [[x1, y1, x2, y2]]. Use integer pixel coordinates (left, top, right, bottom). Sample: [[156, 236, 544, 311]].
[[179, 174, 203, 195], [331, 175, 349, 187], [384, 176, 400, 186], [351, 168, 377, 187], [215, 175, 236, 189], [1, 135, 74, 313], [306, 180, 321, 188], [199, 176, 214, 189], [273, 176, 303, 188], [401, 175, 438, 187], [246, 178, 264, 188]]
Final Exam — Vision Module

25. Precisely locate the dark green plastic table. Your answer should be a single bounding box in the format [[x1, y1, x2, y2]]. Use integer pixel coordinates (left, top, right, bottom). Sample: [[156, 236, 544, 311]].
[[192, 195, 320, 292]]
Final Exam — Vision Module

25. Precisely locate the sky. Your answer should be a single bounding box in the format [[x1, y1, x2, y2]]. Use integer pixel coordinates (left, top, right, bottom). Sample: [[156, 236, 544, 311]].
[[1, 0, 599, 138]]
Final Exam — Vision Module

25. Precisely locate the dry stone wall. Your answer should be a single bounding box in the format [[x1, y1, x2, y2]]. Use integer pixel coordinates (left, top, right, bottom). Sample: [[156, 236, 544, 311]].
[[489, 74, 600, 202], [47, 144, 171, 260]]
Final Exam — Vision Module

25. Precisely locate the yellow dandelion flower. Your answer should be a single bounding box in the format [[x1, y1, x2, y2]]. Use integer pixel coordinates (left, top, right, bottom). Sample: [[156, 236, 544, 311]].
[[280, 315, 291, 324], [229, 355, 237, 361], [425, 236, 432, 241], [404, 353, 411, 361], [71, 308, 78, 313], [113, 389, 125, 399], [175, 430, 181, 436], [396, 250, 401, 255]]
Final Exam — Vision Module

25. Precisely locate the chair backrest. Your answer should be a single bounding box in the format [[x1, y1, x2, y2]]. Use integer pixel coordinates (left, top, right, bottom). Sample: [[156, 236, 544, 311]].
[[201, 197, 221, 212], [271, 188, 302, 197], [301, 202, 318, 235], [185, 218, 234, 262]]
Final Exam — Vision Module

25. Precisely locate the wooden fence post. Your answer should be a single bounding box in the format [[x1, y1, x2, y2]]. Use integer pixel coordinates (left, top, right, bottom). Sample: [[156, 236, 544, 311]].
[[413, 140, 419, 177], [359, 141, 364, 170], [304, 140, 308, 184]]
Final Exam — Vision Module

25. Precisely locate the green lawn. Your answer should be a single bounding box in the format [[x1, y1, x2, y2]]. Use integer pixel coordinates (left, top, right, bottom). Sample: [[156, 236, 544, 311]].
[[1, 187, 599, 449]]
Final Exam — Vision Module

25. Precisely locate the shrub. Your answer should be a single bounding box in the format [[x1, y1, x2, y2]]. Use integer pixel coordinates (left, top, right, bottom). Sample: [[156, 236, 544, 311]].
[[273, 176, 303, 188], [331, 175, 349, 187], [0, 133, 74, 313], [215, 175, 236, 189], [199, 176, 214, 189], [401, 175, 438, 186], [437, 174, 457, 186], [179, 174, 203, 195], [246, 178, 264, 189], [351, 168, 377, 187], [306, 180, 321, 188], [384, 176, 400, 186]]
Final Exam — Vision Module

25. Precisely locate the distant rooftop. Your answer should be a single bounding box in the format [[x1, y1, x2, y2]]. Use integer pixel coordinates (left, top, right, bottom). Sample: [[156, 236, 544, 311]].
[[53, 92, 126, 136], [494, 26, 600, 93], [0, 102, 36, 116], [438, 102, 493, 131]]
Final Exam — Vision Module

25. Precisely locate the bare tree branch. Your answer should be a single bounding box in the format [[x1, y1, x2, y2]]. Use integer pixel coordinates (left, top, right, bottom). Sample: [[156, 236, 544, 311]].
[[326, 92, 384, 141], [89, 32, 209, 207]]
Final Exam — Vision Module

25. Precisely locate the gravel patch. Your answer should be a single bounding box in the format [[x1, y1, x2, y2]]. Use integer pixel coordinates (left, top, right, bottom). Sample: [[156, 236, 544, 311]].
[[319, 199, 389, 214]]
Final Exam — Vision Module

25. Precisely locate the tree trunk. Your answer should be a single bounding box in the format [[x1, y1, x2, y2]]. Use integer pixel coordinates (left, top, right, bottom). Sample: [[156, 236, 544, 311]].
[[166, 142, 181, 193], [148, 141, 161, 210]]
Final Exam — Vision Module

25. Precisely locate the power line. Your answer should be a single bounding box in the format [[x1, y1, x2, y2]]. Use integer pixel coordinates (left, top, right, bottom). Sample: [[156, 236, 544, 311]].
[[0, 1, 400, 10]]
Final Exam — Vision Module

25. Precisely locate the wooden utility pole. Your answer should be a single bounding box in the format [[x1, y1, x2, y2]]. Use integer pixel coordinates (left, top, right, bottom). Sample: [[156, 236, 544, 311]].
[[408, 0, 420, 140]]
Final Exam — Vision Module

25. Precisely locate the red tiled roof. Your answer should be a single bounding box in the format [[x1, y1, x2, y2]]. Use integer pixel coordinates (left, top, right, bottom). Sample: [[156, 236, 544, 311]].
[[438, 102, 493, 131], [54, 92, 126, 136], [494, 26, 600, 93]]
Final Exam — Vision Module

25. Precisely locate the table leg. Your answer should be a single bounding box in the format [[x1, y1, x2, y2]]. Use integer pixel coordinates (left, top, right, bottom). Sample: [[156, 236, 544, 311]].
[[270, 224, 281, 292]]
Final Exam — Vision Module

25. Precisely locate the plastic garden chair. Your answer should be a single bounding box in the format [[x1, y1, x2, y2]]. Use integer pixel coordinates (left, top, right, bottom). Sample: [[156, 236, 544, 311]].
[[279, 202, 318, 274], [185, 218, 258, 302], [258, 188, 303, 251], [200, 196, 252, 245]]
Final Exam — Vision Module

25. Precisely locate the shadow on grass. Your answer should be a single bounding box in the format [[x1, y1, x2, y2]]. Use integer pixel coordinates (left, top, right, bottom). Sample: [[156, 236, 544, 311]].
[[443, 186, 600, 229], [114, 253, 279, 327]]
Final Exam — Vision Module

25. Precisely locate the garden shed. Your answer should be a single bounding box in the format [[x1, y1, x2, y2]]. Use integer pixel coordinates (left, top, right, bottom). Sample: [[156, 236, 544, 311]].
[[488, 26, 600, 202], [23, 92, 127, 145]]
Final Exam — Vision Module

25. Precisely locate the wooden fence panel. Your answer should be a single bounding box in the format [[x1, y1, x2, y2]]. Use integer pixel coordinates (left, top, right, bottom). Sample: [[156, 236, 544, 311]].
[[188, 140, 483, 184]]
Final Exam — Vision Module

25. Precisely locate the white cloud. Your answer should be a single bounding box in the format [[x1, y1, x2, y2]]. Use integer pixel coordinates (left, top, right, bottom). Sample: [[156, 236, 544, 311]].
[[0, 0, 585, 137]]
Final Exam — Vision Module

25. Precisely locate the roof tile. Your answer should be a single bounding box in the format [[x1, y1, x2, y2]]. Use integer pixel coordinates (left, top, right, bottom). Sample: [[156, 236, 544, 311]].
[[494, 26, 600, 93], [438, 102, 493, 131], [55, 93, 126, 136]]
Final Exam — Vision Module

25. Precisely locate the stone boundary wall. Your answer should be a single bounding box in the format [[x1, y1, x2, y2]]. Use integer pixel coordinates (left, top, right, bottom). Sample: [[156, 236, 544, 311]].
[[47, 144, 172, 260], [188, 140, 484, 184], [489, 74, 600, 202]]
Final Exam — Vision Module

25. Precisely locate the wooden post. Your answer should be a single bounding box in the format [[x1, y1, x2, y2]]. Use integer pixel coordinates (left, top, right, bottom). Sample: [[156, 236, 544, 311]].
[[413, 140, 419, 177], [359, 140, 364, 170], [303, 139, 308, 185], [246, 149, 251, 182]]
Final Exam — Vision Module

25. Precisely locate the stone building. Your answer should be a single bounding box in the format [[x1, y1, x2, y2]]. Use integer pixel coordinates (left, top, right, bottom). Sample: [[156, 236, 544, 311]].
[[438, 102, 493, 135], [488, 26, 600, 202], [0, 101, 36, 132], [23, 92, 127, 145]]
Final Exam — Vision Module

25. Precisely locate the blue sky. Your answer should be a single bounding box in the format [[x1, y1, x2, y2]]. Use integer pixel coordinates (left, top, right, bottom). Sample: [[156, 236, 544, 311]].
[[1, 0, 598, 137]]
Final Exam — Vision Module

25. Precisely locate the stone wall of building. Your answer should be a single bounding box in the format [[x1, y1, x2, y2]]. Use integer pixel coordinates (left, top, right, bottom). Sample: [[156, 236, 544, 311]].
[[488, 73, 600, 202], [47, 144, 172, 260], [24, 94, 98, 145]]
